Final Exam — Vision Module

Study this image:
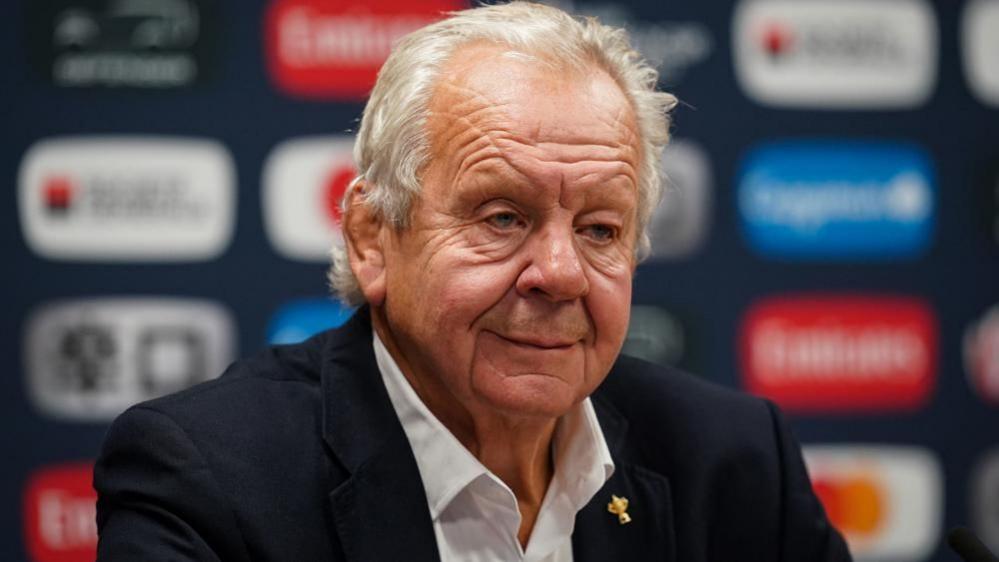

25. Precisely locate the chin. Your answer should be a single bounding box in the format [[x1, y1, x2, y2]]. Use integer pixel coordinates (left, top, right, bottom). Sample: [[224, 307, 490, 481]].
[[471, 370, 585, 419]]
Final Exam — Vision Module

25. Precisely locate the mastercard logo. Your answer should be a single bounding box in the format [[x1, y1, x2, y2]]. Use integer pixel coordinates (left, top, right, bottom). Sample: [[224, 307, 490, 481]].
[[812, 474, 885, 537], [804, 445, 942, 559]]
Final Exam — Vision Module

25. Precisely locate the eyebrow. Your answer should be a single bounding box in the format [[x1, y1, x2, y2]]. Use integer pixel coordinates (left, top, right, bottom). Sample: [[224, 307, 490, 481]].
[[451, 155, 637, 215]]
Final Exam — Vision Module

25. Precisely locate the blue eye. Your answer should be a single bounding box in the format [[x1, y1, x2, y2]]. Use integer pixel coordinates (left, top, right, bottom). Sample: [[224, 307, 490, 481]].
[[488, 212, 520, 229], [583, 224, 616, 241]]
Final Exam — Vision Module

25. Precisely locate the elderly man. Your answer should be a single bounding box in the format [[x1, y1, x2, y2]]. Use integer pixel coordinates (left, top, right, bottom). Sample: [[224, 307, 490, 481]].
[[95, 3, 850, 561]]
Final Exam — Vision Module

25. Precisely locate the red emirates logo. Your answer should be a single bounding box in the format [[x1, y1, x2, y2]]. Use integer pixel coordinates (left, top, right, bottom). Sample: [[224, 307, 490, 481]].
[[265, 0, 463, 99], [739, 295, 937, 413], [23, 462, 98, 562]]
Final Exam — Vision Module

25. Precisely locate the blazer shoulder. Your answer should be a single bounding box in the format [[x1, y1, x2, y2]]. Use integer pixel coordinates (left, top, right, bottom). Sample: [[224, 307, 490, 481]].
[[94, 329, 348, 561], [136, 329, 331, 420], [100, 328, 341, 478], [596, 355, 781, 461], [601, 354, 773, 424]]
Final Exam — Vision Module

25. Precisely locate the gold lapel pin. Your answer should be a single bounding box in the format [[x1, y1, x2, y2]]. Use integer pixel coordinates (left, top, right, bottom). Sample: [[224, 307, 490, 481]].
[[607, 494, 631, 525]]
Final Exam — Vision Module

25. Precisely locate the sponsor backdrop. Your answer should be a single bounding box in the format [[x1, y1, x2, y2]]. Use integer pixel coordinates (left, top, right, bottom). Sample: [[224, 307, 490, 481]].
[[3, 0, 998, 560]]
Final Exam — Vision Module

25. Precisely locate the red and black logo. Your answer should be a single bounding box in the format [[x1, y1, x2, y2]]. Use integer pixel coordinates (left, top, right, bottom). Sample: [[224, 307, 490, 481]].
[[42, 176, 76, 216]]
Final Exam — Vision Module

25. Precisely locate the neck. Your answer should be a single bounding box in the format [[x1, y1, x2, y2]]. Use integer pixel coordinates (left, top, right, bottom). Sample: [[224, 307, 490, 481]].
[[469, 417, 556, 547], [371, 307, 557, 547]]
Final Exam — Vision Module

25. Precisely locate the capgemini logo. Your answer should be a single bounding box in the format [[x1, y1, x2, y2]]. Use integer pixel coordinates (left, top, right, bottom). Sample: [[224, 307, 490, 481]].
[[737, 141, 936, 260]]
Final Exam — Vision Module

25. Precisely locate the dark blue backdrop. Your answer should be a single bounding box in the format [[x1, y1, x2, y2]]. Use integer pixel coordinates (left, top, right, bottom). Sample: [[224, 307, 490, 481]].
[[4, 0, 998, 560]]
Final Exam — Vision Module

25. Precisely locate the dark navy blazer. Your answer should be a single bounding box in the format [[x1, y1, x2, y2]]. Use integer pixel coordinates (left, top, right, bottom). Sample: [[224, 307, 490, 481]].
[[94, 309, 851, 561]]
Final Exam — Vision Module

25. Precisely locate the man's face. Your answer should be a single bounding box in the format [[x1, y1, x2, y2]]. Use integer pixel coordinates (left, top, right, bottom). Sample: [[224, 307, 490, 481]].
[[371, 46, 641, 422]]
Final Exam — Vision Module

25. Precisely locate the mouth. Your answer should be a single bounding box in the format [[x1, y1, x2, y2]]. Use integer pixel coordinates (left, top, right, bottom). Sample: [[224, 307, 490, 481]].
[[489, 331, 579, 350]]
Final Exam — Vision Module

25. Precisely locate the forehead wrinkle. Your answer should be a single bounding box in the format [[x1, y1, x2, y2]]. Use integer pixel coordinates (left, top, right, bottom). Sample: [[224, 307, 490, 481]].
[[433, 71, 637, 157], [496, 138, 639, 189], [423, 49, 642, 219], [454, 147, 637, 215], [429, 73, 640, 174], [560, 170, 637, 210], [571, 169, 637, 191], [431, 107, 508, 158], [524, 141, 639, 164], [434, 115, 640, 215]]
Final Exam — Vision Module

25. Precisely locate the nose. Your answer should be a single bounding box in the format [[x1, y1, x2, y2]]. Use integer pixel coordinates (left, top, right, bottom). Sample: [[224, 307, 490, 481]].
[[515, 223, 589, 302]]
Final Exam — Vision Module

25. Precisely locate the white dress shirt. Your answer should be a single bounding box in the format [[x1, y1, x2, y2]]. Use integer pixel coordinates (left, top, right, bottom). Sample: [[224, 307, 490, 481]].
[[373, 334, 615, 562]]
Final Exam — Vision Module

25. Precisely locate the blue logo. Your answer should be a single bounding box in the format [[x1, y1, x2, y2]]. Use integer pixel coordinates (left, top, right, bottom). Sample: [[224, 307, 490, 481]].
[[266, 298, 355, 344], [737, 141, 936, 260]]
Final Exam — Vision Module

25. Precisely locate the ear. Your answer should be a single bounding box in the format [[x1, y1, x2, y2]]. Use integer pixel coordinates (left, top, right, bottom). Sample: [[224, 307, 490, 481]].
[[343, 180, 388, 306]]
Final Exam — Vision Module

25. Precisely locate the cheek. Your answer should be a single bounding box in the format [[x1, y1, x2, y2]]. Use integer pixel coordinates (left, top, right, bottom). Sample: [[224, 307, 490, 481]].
[[417, 261, 525, 357], [580, 242, 635, 279], [585, 267, 633, 358]]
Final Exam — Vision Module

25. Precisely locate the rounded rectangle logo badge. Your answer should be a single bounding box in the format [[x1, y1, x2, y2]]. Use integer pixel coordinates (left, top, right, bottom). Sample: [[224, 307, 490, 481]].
[[24, 297, 236, 421], [739, 294, 937, 413], [804, 445, 942, 560], [262, 136, 355, 261], [732, 0, 937, 109], [962, 0, 999, 107], [26, 0, 215, 88], [737, 141, 936, 260], [264, 0, 463, 100], [647, 140, 713, 260], [23, 462, 97, 562], [18, 137, 236, 261], [267, 297, 355, 344], [964, 304, 999, 405]]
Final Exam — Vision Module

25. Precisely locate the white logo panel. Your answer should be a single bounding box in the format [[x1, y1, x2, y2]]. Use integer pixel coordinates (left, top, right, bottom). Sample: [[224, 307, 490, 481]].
[[18, 137, 235, 261], [263, 136, 356, 261], [803, 445, 943, 561], [962, 0, 999, 106], [648, 140, 712, 260], [24, 297, 236, 421], [733, 0, 938, 108]]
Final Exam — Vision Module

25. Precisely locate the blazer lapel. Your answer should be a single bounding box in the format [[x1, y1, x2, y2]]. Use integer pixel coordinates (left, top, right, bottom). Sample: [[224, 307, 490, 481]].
[[315, 310, 676, 562], [573, 396, 677, 562], [319, 310, 440, 562]]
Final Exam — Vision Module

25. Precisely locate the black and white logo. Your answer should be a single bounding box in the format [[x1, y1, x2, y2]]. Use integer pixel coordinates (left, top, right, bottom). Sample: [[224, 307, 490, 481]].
[[27, 0, 214, 88], [24, 297, 236, 421]]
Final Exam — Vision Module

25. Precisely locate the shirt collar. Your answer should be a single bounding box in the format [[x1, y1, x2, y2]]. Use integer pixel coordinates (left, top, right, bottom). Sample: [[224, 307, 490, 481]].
[[373, 331, 615, 522]]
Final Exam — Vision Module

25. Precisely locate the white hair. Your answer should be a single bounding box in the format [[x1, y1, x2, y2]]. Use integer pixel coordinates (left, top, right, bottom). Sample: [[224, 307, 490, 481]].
[[329, 1, 677, 305]]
